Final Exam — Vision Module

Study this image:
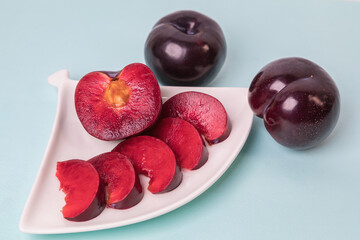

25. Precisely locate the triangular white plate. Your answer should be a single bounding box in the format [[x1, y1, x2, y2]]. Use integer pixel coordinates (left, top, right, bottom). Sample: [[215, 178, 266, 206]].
[[19, 70, 254, 234]]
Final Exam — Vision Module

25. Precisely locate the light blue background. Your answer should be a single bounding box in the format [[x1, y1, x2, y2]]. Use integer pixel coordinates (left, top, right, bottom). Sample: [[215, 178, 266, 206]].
[[1, 0, 360, 239]]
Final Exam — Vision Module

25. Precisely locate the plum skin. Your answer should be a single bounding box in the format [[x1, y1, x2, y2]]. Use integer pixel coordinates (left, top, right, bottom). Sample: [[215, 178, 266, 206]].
[[145, 10, 226, 86], [248, 57, 340, 149]]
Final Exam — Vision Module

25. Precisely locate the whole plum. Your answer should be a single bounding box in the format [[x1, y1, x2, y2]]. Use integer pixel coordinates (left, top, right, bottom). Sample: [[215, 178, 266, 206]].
[[144, 10, 226, 86], [248, 57, 340, 149]]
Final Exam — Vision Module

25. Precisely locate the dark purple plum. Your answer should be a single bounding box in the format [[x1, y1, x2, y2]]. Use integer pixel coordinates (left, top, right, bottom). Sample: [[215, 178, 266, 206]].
[[248, 57, 340, 149], [144, 10, 226, 86]]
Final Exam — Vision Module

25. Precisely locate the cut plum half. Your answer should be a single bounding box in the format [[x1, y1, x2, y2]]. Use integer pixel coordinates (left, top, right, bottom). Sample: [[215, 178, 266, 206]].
[[74, 63, 162, 141], [161, 91, 231, 144], [112, 135, 182, 193], [56, 160, 106, 221], [88, 152, 143, 209], [150, 117, 208, 170]]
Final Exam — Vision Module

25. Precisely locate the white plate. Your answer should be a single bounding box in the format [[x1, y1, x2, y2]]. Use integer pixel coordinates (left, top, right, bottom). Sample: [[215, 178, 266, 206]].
[[19, 70, 254, 234]]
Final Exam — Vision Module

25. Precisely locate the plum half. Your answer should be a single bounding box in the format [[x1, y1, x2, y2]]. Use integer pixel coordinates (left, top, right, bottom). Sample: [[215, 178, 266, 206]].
[[248, 57, 340, 149], [88, 152, 143, 209], [150, 117, 208, 170], [161, 91, 231, 144], [75, 63, 162, 141], [56, 160, 106, 221], [112, 135, 182, 193]]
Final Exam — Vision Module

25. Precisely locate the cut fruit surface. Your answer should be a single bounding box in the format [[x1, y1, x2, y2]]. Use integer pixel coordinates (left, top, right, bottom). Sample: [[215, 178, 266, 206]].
[[161, 91, 231, 144], [150, 117, 208, 170], [56, 160, 105, 221], [112, 135, 182, 193], [74, 63, 162, 141], [88, 152, 143, 209]]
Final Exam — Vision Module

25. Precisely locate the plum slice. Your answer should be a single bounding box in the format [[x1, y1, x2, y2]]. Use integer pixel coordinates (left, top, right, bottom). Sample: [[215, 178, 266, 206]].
[[74, 63, 162, 141], [56, 160, 106, 221], [161, 91, 231, 144], [149, 117, 208, 170], [88, 152, 144, 209], [112, 136, 182, 193]]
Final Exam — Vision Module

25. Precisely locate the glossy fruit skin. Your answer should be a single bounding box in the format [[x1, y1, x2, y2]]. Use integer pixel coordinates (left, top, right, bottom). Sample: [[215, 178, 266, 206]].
[[248, 57, 340, 149], [145, 10, 226, 86]]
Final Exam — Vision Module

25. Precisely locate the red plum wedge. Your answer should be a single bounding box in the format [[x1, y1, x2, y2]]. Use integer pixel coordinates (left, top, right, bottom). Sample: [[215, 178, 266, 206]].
[[112, 136, 182, 194], [161, 91, 231, 144], [150, 117, 208, 170], [56, 160, 106, 221], [88, 152, 143, 209]]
